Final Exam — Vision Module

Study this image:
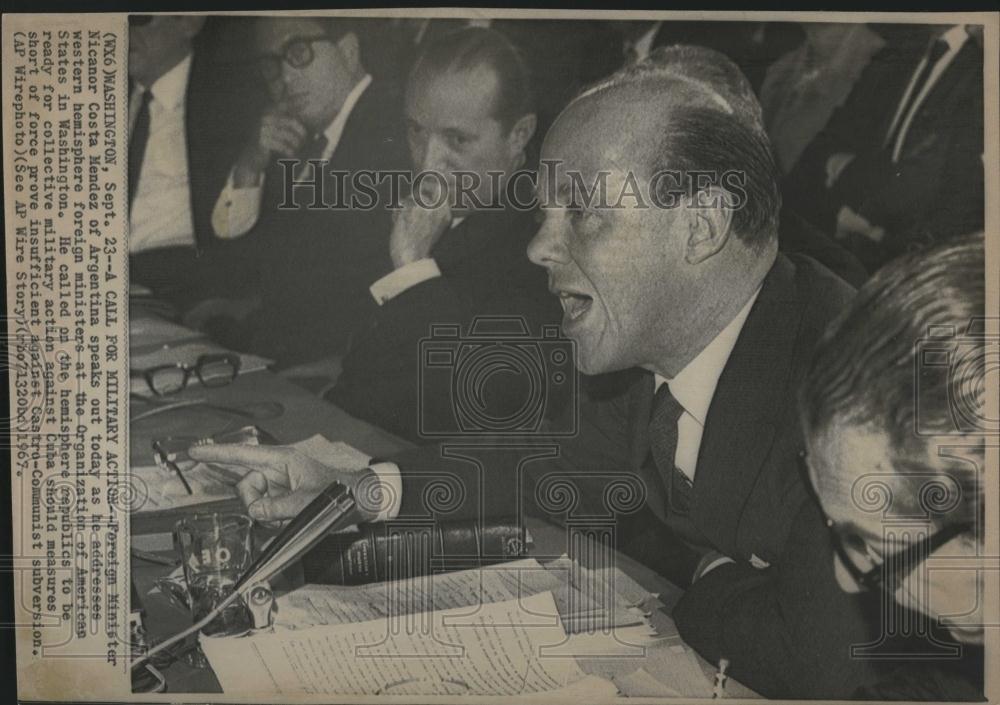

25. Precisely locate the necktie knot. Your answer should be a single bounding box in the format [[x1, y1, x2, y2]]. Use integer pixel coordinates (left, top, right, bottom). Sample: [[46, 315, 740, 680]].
[[650, 382, 685, 429]]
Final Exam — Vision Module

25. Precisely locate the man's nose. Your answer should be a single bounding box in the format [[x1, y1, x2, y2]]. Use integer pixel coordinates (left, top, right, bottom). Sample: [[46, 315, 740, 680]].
[[418, 136, 450, 174], [527, 213, 566, 268]]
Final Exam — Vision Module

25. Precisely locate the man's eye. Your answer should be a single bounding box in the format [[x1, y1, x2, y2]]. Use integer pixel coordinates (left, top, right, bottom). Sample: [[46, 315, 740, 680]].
[[447, 134, 471, 149]]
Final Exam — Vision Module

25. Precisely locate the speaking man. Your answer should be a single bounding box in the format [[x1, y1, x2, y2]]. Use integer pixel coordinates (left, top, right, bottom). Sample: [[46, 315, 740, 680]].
[[192, 46, 879, 697]]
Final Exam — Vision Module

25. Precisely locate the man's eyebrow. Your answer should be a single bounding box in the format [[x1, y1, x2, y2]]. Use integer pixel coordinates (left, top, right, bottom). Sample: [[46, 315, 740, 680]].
[[442, 126, 476, 138], [542, 181, 573, 206]]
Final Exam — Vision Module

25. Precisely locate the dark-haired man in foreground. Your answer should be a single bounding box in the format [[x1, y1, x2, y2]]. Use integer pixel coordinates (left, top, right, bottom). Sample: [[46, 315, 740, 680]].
[[193, 46, 880, 697]]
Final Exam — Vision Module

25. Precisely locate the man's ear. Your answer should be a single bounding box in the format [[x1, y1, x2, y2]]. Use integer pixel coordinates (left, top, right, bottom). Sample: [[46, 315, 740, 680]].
[[335, 32, 362, 71], [683, 186, 734, 264], [507, 113, 537, 158], [176, 16, 207, 40]]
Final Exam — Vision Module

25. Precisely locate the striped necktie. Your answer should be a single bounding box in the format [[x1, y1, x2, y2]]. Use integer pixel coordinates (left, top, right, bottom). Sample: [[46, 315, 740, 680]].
[[648, 383, 694, 515]]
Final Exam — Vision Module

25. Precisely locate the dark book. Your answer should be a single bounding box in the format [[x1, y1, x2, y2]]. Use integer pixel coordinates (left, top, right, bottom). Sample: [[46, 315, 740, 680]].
[[301, 519, 529, 585]]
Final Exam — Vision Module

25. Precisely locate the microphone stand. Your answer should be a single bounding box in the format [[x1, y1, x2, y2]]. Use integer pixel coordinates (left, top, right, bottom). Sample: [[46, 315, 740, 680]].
[[130, 479, 359, 671]]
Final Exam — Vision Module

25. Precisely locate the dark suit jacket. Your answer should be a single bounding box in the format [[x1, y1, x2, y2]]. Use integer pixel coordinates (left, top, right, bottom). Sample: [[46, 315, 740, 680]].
[[236, 79, 409, 366], [185, 25, 265, 257], [128, 24, 265, 307], [786, 28, 984, 272], [328, 205, 561, 442], [385, 253, 885, 698]]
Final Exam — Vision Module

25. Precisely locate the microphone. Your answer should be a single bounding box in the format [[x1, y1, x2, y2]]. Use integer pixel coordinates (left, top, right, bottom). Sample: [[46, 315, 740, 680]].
[[234, 479, 357, 592], [131, 479, 360, 671]]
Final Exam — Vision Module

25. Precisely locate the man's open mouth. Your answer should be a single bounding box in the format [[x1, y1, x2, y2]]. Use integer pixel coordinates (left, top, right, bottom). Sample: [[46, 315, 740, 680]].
[[558, 291, 593, 322]]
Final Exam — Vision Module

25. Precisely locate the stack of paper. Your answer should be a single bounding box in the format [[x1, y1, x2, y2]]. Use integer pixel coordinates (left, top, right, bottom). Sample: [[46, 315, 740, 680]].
[[197, 553, 722, 698], [272, 556, 652, 637], [202, 592, 600, 697]]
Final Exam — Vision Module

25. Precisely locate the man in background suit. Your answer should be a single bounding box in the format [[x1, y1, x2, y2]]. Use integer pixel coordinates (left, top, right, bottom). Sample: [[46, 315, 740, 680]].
[[128, 15, 260, 312], [327, 28, 560, 442], [193, 46, 881, 697], [786, 23, 984, 272], [206, 17, 408, 366]]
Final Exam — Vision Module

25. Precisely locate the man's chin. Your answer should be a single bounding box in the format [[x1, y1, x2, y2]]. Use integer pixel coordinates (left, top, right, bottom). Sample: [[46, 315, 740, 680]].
[[572, 341, 627, 377]]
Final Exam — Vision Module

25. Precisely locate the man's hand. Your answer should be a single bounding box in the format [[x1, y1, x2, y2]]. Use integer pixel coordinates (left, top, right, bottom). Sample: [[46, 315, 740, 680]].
[[232, 107, 308, 187], [188, 443, 380, 522], [388, 194, 452, 268], [834, 204, 886, 244]]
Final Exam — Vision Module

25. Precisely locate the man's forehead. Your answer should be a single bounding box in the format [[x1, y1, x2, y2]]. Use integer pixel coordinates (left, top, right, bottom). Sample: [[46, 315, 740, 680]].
[[256, 18, 325, 49], [542, 89, 662, 177], [406, 63, 501, 125]]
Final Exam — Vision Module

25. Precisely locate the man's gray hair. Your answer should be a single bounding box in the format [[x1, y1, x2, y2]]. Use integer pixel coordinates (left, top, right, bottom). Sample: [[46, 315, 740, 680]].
[[800, 232, 986, 531], [573, 45, 780, 248]]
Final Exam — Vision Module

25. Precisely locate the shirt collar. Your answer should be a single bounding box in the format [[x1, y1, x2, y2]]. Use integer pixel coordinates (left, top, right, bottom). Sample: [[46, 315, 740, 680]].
[[655, 286, 761, 426], [146, 53, 193, 111], [631, 21, 663, 59], [321, 73, 372, 155], [940, 25, 969, 55]]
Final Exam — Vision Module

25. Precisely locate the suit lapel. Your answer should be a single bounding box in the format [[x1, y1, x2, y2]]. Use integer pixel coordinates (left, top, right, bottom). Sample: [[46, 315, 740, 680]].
[[900, 39, 982, 159], [689, 255, 802, 549]]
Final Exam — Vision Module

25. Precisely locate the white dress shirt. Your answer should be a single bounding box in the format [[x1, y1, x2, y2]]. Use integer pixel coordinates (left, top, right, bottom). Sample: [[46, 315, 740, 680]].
[[368, 217, 466, 305], [367, 287, 762, 524], [211, 73, 373, 239], [626, 21, 663, 62], [653, 287, 760, 483], [129, 54, 196, 254]]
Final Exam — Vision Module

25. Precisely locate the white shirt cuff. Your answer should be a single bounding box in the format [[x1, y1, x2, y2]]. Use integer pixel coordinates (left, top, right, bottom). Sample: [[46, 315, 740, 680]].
[[369, 258, 442, 305], [696, 555, 735, 581], [211, 167, 264, 239], [368, 461, 403, 521]]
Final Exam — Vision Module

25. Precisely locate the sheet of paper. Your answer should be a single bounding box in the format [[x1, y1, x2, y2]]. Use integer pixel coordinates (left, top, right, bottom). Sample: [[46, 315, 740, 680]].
[[614, 667, 681, 697], [131, 463, 237, 512], [539, 674, 620, 699], [578, 641, 715, 699], [275, 558, 641, 634], [542, 555, 649, 631], [202, 592, 589, 697]]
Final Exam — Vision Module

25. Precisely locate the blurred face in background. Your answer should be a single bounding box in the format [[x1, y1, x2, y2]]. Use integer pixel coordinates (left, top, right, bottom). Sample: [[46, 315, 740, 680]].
[[404, 62, 535, 214], [255, 18, 362, 133], [806, 420, 984, 645], [129, 15, 205, 88]]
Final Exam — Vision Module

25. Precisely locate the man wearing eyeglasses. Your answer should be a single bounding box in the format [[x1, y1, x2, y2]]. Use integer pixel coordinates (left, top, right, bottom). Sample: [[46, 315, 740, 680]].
[[799, 232, 986, 700], [206, 17, 407, 366]]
